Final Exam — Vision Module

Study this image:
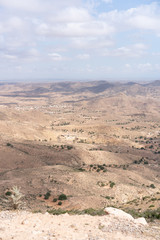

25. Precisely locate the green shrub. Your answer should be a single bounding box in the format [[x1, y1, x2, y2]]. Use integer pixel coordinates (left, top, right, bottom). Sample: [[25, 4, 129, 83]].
[[44, 191, 51, 200], [67, 145, 73, 150], [5, 191, 12, 196], [144, 161, 148, 164], [58, 201, 62, 205], [78, 168, 85, 172], [110, 181, 115, 188], [6, 143, 13, 147], [58, 194, 67, 200], [53, 198, 57, 202]]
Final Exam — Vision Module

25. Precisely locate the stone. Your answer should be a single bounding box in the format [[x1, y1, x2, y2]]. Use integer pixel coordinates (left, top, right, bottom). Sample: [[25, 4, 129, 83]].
[[134, 217, 148, 226], [105, 207, 134, 221]]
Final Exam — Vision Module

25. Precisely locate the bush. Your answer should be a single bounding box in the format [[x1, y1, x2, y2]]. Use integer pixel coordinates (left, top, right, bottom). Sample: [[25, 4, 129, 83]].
[[78, 168, 85, 172], [58, 201, 62, 205], [44, 191, 51, 200], [53, 198, 57, 202], [67, 145, 73, 150], [58, 194, 67, 200], [6, 143, 13, 148], [5, 191, 12, 196], [110, 181, 115, 188]]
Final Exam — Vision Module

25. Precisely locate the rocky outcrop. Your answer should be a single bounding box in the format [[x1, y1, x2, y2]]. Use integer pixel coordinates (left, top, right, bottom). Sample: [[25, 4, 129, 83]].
[[0, 209, 159, 240], [105, 207, 148, 225]]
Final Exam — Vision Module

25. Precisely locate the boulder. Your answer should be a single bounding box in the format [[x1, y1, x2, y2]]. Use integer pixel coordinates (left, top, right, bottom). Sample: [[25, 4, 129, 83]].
[[105, 207, 134, 221], [134, 217, 148, 226]]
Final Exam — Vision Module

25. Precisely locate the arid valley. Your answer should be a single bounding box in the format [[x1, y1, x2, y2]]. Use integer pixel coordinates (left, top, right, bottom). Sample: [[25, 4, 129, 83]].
[[0, 80, 159, 216]]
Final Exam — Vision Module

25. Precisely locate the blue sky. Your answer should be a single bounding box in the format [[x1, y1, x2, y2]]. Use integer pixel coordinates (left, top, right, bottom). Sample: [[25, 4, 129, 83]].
[[0, 0, 160, 82]]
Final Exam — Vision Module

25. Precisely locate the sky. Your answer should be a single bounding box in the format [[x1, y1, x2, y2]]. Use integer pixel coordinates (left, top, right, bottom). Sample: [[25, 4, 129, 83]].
[[0, 0, 160, 82]]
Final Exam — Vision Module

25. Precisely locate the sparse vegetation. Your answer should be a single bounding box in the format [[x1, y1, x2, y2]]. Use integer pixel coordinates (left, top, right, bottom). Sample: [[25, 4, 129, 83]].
[[47, 208, 106, 216]]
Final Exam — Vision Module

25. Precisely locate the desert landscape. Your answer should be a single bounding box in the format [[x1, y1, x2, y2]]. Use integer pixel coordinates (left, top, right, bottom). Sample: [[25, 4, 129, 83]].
[[0, 80, 160, 239]]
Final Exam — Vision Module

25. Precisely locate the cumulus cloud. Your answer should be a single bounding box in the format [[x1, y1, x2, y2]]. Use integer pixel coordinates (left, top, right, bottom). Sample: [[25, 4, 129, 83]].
[[100, 2, 160, 34], [0, 0, 160, 80]]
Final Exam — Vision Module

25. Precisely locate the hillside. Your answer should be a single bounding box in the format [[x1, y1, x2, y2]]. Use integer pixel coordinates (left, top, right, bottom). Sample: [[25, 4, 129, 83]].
[[0, 80, 160, 224]]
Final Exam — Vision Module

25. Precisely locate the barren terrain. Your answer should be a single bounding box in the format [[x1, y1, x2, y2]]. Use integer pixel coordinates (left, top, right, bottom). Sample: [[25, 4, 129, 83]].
[[0, 80, 160, 237]]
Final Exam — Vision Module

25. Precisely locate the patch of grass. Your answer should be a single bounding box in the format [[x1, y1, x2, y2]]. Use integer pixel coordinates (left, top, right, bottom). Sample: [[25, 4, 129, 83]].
[[48, 208, 106, 216], [124, 207, 160, 220], [149, 205, 155, 208]]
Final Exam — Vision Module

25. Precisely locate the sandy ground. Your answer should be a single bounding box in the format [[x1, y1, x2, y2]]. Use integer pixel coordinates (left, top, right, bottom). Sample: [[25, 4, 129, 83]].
[[0, 211, 159, 240]]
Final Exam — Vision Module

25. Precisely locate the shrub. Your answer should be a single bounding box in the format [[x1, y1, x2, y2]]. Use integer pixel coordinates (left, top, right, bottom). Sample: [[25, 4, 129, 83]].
[[67, 145, 73, 150], [150, 184, 156, 189], [144, 161, 148, 164], [110, 181, 115, 188], [53, 198, 57, 202], [78, 168, 85, 172], [58, 201, 62, 205], [5, 191, 12, 196], [6, 143, 13, 148], [44, 191, 51, 199], [58, 194, 67, 200], [6, 186, 24, 210]]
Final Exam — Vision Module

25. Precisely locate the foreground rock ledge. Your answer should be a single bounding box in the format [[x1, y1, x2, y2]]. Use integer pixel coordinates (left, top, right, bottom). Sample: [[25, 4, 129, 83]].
[[0, 209, 159, 240]]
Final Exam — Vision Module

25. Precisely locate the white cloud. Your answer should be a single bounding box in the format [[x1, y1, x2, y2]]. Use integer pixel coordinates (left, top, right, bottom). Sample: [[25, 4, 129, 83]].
[[125, 64, 131, 68], [0, 0, 44, 12], [77, 53, 90, 59], [138, 63, 153, 71], [3, 54, 17, 60], [37, 21, 114, 38], [48, 53, 66, 61], [102, 0, 112, 3], [103, 43, 147, 57], [52, 7, 91, 22], [0, 1, 160, 80], [100, 2, 160, 34]]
